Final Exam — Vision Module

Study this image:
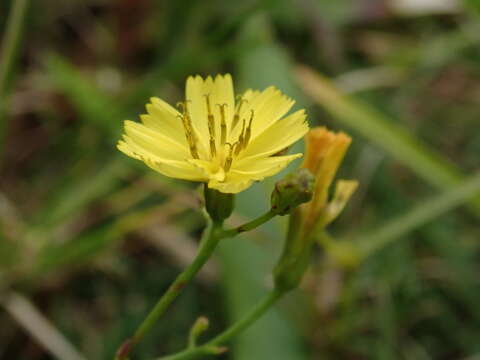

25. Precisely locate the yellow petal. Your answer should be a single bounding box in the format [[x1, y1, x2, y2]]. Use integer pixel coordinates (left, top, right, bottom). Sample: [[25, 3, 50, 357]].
[[144, 158, 206, 181], [322, 180, 358, 226], [206, 154, 303, 194], [117, 141, 206, 181], [188, 159, 226, 182], [186, 74, 235, 148], [214, 74, 235, 130], [311, 132, 351, 210], [302, 128, 352, 224], [208, 176, 253, 194], [122, 120, 190, 161], [240, 89, 261, 102], [239, 110, 308, 160], [237, 86, 295, 141], [302, 127, 336, 174], [231, 153, 303, 180], [142, 97, 186, 146]]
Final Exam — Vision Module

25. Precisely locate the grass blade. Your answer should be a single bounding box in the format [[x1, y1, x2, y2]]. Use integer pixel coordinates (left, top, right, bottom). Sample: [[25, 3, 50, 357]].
[[358, 172, 480, 257], [296, 65, 464, 191]]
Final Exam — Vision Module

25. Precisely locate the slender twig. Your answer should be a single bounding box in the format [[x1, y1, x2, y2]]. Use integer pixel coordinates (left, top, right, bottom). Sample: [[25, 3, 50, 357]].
[[115, 220, 223, 360], [208, 290, 283, 346], [220, 210, 275, 238], [0, 0, 30, 156], [158, 290, 284, 360]]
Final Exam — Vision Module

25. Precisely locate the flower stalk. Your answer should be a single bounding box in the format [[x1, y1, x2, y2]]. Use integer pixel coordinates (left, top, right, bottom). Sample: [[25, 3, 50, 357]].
[[220, 210, 275, 238], [157, 290, 284, 360], [114, 194, 290, 359], [115, 219, 222, 360]]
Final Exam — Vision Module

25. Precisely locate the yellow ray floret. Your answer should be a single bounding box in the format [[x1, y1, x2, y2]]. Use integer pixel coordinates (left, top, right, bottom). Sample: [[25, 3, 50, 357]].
[[117, 74, 309, 193]]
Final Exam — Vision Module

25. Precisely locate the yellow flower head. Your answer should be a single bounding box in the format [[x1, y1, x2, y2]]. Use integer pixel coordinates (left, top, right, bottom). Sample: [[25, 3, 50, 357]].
[[301, 127, 358, 232], [117, 74, 309, 193], [274, 127, 358, 291]]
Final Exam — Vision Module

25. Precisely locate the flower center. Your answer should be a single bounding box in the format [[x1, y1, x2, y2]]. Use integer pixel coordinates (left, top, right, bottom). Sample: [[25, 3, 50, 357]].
[[177, 96, 254, 173]]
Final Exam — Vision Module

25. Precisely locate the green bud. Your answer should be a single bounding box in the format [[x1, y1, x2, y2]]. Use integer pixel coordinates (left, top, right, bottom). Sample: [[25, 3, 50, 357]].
[[271, 169, 314, 216], [204, 186, 234, 222], [188, 316, 209, 348]]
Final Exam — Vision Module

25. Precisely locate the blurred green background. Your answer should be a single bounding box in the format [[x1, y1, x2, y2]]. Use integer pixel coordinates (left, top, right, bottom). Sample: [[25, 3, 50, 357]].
[[1, 0, 480, 359]]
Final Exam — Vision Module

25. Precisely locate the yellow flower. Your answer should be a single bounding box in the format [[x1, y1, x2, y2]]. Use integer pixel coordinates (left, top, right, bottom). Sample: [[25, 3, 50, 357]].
[[301, 127, 358, 233], [273, 127, 358, 291], [117, 74, 309, 193]]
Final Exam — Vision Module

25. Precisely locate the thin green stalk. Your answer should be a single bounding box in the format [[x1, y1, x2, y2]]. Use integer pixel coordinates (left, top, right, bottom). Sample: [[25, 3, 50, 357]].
[[209, 289, 283, 346], [0, 0, 30, 155], [115, 220, 223, 360], [359, 171, 480, 257], [114, 207, 278, 359], [158, 290, 284, 360], [221, 210, 275, 238]]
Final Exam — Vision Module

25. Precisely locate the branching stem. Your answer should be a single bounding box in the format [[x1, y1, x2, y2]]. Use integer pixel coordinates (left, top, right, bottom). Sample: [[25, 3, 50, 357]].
[[220, 210, 275, 238], [157, 290, 284, 360]]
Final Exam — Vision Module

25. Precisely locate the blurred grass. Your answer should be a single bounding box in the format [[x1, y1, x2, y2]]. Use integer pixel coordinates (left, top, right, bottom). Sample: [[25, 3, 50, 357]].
[[1, 0, 480, 359], [0, 0, 30, 151]]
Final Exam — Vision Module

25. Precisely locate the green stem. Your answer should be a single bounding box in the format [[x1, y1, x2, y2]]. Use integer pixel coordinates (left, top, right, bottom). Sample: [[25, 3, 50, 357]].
[[221, 210, 275, 238], [115, 220, 223, 360], [209, 289, 282, 345], [0, 0, 30, 156], [158, 290, 284, 360]]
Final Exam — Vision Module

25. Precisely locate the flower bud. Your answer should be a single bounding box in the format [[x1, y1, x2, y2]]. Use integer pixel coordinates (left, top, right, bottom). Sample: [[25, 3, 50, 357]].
[[273, 127, 358, 293], [271, 169, 314, 216], [188, 316, 209, 348], [204, 186, 234, 222]]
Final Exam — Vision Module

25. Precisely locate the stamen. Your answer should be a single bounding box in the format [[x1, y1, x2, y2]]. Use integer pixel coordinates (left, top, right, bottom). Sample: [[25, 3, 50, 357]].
[[216, 103, 227, 145], [232, 97, 248, 130], [204, 94, 217, 158], [176, 101, 199, 159], [204, 94, 216, 138], [224, 142, 235, 172], [235, 119, 246, 155], [244, 110, 254, 148], [209, 138, 216, 157]]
